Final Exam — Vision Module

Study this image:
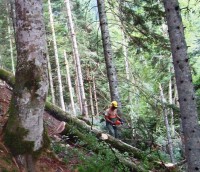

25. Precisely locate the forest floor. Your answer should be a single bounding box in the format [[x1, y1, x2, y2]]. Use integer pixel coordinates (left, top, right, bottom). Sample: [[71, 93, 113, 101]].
[[0, 80, 80, 172]]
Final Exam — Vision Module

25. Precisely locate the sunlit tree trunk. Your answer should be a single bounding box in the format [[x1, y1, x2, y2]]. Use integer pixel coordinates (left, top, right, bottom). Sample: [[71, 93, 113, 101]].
[[47, 52, 55, 104], [159, 83, 175, 163], [6, 3, 15, 75], [173, 78, 178, 107], [71, 48, 82, 112], [163, 0, 200, 170], [64, 50, 76, 115], [97, 0, 121, 109], [10, 0, 16, 36], [87, 67, 95, 116], [92, 76, 99, 116], [168, 66, 175, 137], [0, 54, 2, 68], [48, 0, 65, 111], [4, 1, 48, 171], [65, 0, 88, 117], [122, 32, 129, 81]]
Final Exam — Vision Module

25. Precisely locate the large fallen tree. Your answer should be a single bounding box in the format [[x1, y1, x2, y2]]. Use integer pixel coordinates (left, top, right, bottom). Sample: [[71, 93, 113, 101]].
[[0, 68, 143, 157], [0, 68, 175, 171]]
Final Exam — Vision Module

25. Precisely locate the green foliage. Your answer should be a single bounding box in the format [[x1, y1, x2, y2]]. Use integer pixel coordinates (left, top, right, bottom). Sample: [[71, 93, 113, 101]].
[[0, 0, 200, 166], [75, 137, 130, 172], [77, 151, 128, 172], [51, 142, 66, 154]]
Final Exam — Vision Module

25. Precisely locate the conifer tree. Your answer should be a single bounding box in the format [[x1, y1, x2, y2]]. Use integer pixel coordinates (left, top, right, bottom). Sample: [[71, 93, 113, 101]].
[[163, 0, 200, 170], [97, 0, 121, 109]]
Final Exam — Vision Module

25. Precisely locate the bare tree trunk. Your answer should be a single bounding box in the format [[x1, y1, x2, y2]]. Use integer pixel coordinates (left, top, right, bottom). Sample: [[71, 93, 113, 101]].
[[6, 3, 15, 75], [71, 48, 82, 112], [0, 54, 2, 68], [92, 76, 99, 116], [48, 0, 65, 111], [64, 50, 76, 115], [87, 67, 95, 116], [65, 0, 88, 117], [173, 77, 178, 107], [97, 0, 121, 110], [159, 83, 175, 163], [168, 66, 175, 137], [47, 52, 55, 104], [10, 0, 16, 37], [75, 78, 82, 113], [163, 0, 200, 170], [4, 1, 48, 171], [122, 31, 129, 81]]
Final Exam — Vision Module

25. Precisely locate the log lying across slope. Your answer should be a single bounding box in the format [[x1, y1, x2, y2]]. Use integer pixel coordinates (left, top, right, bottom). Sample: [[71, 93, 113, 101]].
[[0, 68, 153, 171], [45, 102, 144, 158], [0, 68, 144, 157]]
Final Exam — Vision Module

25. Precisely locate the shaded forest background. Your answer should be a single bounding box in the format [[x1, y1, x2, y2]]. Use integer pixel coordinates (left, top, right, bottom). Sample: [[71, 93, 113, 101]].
[[0, 0, 200, 171]]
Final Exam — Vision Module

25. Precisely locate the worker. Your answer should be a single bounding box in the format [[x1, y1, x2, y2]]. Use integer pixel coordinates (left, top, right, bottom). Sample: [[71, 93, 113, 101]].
[[104, 101, 122, 138]]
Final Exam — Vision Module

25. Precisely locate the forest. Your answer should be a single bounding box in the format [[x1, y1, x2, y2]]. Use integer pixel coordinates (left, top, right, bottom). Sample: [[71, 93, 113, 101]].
[[0, 0, 200, 171]]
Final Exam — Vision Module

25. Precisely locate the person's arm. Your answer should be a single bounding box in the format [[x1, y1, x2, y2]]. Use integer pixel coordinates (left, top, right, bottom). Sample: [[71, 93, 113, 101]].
[[116, 113, 123, 124], [116, 114, 121, 120], [114, 109, 121, 120]]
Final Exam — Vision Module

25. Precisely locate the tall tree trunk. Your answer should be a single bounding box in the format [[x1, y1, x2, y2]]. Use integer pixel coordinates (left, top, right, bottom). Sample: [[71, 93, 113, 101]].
[[97, 0, 121, 109], [122, 31, 129, 81], [0, 54, 2, 68], [6, 3, 15, 75], [163, 0, 200, 170], [173, 77, 179, 107], [4, 1, 48, 171], [92, 76, 99, 116], [159, 83, 175, 163], [64, 50, 76, 115], [10, 0, 16, 38], [48, 0, 65, 111], [71, 48, 82, 112], [168, 66, 175, 137], [87, 67, 95, 116], [65, 0, 88, 117], [47, 52, 55, 104]]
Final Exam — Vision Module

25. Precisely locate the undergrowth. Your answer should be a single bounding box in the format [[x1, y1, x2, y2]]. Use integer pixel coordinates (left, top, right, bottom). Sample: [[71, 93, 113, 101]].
[[51, 133, 130, 172]]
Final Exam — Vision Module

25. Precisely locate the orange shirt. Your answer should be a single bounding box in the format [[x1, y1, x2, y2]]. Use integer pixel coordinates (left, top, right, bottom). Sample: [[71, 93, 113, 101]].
[[105, 107, 117, 119]]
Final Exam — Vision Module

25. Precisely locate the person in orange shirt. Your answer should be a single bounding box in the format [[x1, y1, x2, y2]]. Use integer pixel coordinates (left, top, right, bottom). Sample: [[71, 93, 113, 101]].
[[105, 101, 122, 138]]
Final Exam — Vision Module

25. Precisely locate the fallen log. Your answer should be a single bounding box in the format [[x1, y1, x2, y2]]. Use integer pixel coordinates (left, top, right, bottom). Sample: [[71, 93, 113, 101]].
[[63, 122, 145, 172], [2, 68, 171, 172], [0, 68, 144, 160], [45, 102, 144, 159]]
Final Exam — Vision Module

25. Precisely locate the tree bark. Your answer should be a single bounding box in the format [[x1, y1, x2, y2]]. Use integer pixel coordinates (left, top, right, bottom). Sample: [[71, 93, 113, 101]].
[[65, 0, 88, 117], [6, 3, 15, 75], [163, 0, 200, 170], [159, 83, 175, 163], [64, 50, 76, 115], [168, 66, 175, 137], [87, 67, 95, 116], [47, 52, 55, 104], [97, 0, 121, 109], [92, 76, 99, 116], [4, 0, 48, 171], [0, 55, 2, 68], [48, 0, 65, 111]]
